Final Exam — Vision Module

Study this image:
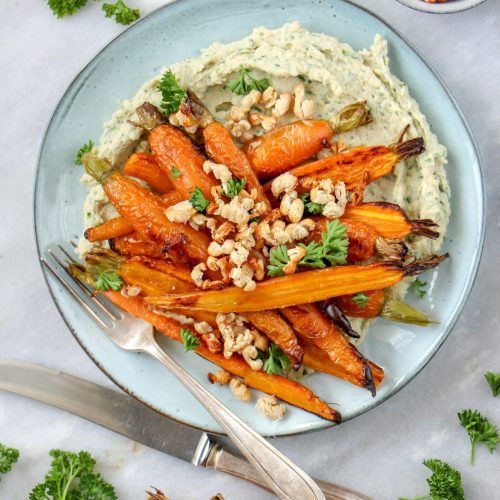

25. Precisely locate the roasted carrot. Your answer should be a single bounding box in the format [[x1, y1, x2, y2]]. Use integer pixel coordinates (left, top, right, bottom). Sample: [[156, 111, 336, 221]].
[[128, 256, 193, 285], [335, 290, 386, 318], [302, 342, 384, 389], [145, 255, 447, 312], [111, 234, 165, 259], [82, 153, 210, 264], [243, 310, 303, 367], [85, 191, 185, 243], [281, 304, 379, 394], [263, 138, 425, 193], [203, 121, 271, 210], [342, 202, 439, 240], [149, 124, 216, 199], [245, 102, 371, 179], [123, 152, 173, 193], [103, 291, 340, 422]]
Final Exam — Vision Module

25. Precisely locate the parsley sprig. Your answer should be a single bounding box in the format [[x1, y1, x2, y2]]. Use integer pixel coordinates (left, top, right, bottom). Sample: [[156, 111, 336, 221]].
[[102, 0, 139, 25], [223, 178, 247, 199], [227, 66, 270, 95], [399, 458, 465, 500], [180, 328, 200, 352], [29, 449, 116, 499], [257, 343, 291, 376], [157, 69, 187, 116], [47, 0, 88, 18], [0, 443, 19, 476], [353, 292, 370, 308], [75, 140, 93, 165], [299, 192, 324, 215], [189, 187, 210, 214], [94, 271, 123, 291], [458, 409, 499, 464], [412, 278, 427, 299], [171, 165, 182, 180], [485, 372, 500, 397], [267, 220, 349, 277]]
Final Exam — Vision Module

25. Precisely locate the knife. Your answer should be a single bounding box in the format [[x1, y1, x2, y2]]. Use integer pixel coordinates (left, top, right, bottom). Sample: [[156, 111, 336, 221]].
[[0, 360, 370, 500]]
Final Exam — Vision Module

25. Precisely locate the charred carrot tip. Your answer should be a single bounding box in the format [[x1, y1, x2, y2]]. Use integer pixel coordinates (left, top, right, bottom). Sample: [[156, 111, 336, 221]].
[[363, 361, 376, 398], [392, 137, 425, 160], [410, 219, 440, 239], [404, 253, 449, 277]]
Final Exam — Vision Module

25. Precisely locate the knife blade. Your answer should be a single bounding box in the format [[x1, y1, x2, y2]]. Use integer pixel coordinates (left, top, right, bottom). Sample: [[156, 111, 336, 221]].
[[0, 360, 370, 500]]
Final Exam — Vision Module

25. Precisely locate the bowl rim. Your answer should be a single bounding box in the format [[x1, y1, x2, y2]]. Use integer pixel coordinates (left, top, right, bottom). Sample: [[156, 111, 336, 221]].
[[33, 0, 486, 438], [395, 0, 487, 14]]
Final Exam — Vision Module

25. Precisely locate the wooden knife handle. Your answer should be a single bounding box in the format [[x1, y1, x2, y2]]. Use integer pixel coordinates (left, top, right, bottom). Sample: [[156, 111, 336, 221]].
[[205, 444, 372, 500]]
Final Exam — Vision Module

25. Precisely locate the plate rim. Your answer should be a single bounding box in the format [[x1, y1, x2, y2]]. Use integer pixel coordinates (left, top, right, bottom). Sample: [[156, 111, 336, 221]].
[[395, 0, 487, 14], [33, 0, 486, 437]]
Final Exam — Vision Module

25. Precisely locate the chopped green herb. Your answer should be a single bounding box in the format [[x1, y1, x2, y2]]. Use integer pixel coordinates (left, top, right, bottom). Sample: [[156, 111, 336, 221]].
[[180, 328, 200, 352], [223, 178, 247, 199], [267, 220, 348, 277], [157, 69, 187, 116], [411, 278, 427, 299], [458, 409, 499, 464], [102, 0, 140, 25], [485, 372, 500, 397], [94, 271, 123, 291], [399, 458, 465, 500], [29, 449, 116, 500], [352, 292, 370, 308], [189, 187, 210, 214], [171, 165, 182, 180], [0, 443, 19, 476], [227, 66, 270, 95], [47, 0, 88, 18], [257, 343, 291, 376], [248, 216, 260, 225], [74, 140, 93, 165], [299, 192, 323, 215]]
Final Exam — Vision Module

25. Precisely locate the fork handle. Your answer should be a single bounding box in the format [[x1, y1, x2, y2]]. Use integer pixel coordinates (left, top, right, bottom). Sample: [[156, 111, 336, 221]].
[[145, 341, 325, 500]]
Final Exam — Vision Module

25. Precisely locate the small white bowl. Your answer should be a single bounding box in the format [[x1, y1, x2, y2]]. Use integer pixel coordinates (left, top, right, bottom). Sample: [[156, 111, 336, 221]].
[[396, 0, 487, 14]]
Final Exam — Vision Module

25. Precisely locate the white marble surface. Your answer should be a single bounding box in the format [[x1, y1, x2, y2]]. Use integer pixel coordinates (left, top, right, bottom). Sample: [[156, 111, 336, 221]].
[[0, 1, 498, 498]]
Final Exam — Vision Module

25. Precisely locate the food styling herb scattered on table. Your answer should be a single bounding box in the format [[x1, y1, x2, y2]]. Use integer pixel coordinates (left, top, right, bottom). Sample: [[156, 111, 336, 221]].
[[484, 371, 500, 397], [0, 443, 19, 478], [46, 0, 140, 25], [457, 409, 499, 464], [399, 459, 465, 500]]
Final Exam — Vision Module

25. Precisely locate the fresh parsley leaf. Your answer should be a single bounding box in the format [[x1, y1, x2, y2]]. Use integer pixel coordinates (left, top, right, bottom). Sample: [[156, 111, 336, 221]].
[[102, 0, 140, 25], [412, 278, 427, 299], [157, 69, 187, 116], [227, 66, 270, 95], [171, 165, 182, 180], [180, 328, 200, 352], [458, 409, 499, 464], [94, 271, 123, 291], [47, 0, 88, 18], [258, 343, 291, 376], [267, 220, 349, 277], [353, 292, 370, 308], [299, 192, 324, 215], [223, 178, 247, 199], [189, 187, 210, 214], [29, 449, 116, 500], [75, 140, 93, 165], [0, 443, 19, 476], [485, 372, 500, 397]]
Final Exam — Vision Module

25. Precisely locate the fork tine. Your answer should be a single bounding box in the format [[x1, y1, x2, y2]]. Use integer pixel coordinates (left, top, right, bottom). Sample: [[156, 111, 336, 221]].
[[57, 243, 123, 321]]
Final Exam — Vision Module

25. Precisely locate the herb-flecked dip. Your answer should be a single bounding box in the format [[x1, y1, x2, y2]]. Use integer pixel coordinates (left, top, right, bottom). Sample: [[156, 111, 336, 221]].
[[74, 23, 450, 421]]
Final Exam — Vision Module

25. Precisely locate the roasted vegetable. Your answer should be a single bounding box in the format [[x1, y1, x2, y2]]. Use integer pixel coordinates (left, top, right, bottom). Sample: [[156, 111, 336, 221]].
[[123, 152, 173, 193], [243, 310, 303, 367], [281, 304, 381, 394], [203, 121, 271, 210], [81, 152, 210, 263], [104, 291, 341, 422], [110, 233, 166, 259], [149, 124, 216, 199], [146, 255, 448, 312], [263, 138, 424, 192], [342, 202, 440, 240], [245, 102, 370, 179]]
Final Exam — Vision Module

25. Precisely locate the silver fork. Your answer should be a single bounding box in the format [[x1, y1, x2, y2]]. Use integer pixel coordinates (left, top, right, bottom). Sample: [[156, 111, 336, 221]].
[[41, 241, 326, 500]]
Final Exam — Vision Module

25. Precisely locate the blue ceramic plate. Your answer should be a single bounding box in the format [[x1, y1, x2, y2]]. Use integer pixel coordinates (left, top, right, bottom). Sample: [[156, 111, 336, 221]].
[[34, 0, 484, 436], [396, 0, 487, 14]]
